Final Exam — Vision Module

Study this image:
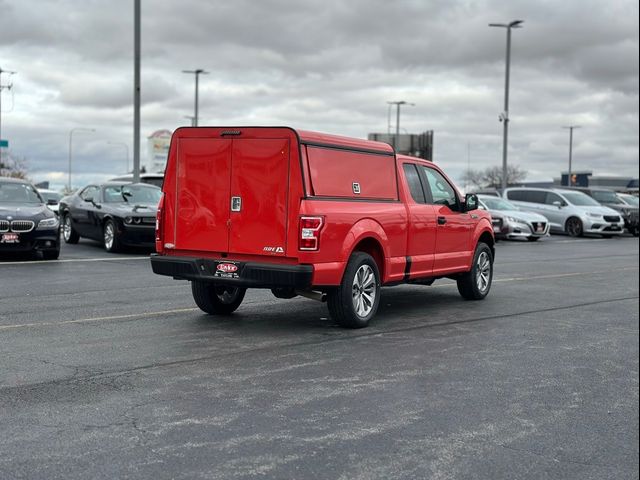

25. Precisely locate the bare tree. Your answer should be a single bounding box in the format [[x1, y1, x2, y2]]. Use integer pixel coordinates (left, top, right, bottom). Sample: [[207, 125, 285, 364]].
[[0, 151, 29, 179], [462, 168, 485, 190], [482, 164, 527, 188]]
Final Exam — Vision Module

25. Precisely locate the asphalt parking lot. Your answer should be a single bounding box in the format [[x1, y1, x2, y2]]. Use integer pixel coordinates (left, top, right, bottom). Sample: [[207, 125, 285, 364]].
[[0, 235, 638, 479]]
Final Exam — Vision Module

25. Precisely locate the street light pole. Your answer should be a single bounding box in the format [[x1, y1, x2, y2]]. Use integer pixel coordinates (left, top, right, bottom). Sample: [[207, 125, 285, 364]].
[[68, 128, 95, 192], [107, 141, 130, 173], [182, 69, 209, 126], [387, 101, 415, 152], [489, 19, 523, 191], [133, 0, 141, 183], [563, 125, 581, 186]]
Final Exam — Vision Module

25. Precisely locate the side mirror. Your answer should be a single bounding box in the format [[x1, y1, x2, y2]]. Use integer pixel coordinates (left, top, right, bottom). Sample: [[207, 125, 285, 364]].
[[464, 193, 479, 212], [553, 201, 562, 208], [84, 196, 94, 203]]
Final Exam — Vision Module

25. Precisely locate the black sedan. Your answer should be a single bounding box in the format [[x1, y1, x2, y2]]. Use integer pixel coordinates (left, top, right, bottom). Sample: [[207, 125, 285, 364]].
[[59, 182, 161, 252], [0, 177, 60, 260]]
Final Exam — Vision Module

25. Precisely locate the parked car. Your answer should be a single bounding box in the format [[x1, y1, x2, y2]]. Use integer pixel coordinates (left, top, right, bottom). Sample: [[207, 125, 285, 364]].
[[59, 182, 161, 252], [109, 172, 164, 188], [151, 126, 495, 328], [477, 194, 549, 241], [36, 188, 62, 216], [617, 192, 639, 207], [0, 177, 60, 259], [569, 187, 639, 237], [503, 187, 625, 237]]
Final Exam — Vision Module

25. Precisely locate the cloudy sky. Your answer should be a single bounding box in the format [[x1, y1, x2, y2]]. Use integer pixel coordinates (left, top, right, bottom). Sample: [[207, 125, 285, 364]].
[[0, 0, 638, 190]]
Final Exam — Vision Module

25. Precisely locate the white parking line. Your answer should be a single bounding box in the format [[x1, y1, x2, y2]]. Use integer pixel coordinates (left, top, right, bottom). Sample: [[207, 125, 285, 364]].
[[0, 307, 199, 331], [0, 266, 637, 332], [0, 256, 150, 266]]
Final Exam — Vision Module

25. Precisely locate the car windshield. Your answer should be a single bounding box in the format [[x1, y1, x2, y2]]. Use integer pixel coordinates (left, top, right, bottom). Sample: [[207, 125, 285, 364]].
[[103, 184, 162, 204], [0, 181, 43, 204], [591, 190, 623, 204], [562, 191, 601, 206], [480, 196, 518, 211], [39, 191, 62, 203], [619, 194, 639, 207]]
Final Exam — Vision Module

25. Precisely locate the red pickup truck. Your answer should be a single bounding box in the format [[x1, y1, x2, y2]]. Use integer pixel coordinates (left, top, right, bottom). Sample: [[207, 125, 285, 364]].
[[151, 127, 494, 328]]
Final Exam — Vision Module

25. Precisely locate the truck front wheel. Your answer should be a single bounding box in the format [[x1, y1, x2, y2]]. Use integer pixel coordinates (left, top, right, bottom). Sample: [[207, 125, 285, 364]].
[[457, 242, 493, 300], [327, 252, 381, 328], [191, 282, 246, 315]]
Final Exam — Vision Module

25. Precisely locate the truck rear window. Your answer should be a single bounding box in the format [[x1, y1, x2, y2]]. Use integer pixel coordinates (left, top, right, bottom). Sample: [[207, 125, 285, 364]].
[[306, 146, 398, 200]]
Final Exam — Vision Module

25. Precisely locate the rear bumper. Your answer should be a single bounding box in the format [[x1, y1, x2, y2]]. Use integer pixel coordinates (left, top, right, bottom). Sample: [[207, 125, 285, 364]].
[[150, 254, 313, 288]]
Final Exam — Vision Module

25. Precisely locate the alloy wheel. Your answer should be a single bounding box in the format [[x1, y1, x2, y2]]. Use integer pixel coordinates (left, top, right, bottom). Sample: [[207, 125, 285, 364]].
[[351, 264, 376, 318], [104, 223, 115, 250], [475, 251, 491, 293]]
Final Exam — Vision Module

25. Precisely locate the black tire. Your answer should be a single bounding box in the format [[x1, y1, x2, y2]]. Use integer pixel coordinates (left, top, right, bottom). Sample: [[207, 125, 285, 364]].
[[565, 217, 583, 237], [42, 247, 60, 260], [457, 242, 493, 300], [191, 281, 246, 315], [103, 219, 121, 253], [527, 236, 540, 242], [62, 213, 79, 244], [633, 227, 639, 237], [327, 252, 381, 329]]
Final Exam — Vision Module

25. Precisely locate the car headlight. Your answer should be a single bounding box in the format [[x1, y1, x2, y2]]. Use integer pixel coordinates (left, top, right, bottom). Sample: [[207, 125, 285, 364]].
[[586, 212, 602, 218], [506, 216, 526, 224], [37, 217, 60, 230]]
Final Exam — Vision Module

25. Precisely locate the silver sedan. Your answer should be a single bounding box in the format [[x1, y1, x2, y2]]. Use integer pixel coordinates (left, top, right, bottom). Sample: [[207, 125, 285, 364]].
[[478, 195, 550, 242]]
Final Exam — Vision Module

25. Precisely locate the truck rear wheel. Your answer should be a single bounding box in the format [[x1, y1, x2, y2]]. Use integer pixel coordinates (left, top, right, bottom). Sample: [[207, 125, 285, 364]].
[[191, 282, 246, 315], [457, 242, 493, 300], [327, 252, 381, 328]]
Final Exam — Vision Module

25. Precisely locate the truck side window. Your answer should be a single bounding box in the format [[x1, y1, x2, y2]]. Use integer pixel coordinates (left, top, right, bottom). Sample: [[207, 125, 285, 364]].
[[422, 167, 458, 209], [402, 164, 425, 204]]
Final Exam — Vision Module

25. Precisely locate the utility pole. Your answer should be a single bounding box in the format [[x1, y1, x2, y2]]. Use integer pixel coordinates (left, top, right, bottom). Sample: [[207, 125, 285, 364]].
[[182, 69, 209, 126], [0, 67, 17, 160], [489, 19, 524, 191], [386, 101, 415, 152], [133, 0, 141, 183], [563, 125, 581, 186]]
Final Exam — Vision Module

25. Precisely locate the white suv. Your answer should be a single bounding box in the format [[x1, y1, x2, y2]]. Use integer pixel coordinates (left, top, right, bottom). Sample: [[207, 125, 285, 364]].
[[503, 187, 625, 237]]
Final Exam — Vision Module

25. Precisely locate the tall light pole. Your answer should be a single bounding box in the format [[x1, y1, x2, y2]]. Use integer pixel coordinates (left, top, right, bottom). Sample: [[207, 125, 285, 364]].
[[182, 69, 209, 126], [387, 100, 415, 151], [563, 125, 581, 186], [133, 0, 141, 183], [0, 67, 17, 159], [107, 141, 130, 173], [489, 19, 524, 190], [68, 128, 95, 192]]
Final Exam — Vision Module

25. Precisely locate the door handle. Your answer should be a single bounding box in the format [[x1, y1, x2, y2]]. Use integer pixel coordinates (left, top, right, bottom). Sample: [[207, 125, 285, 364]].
[[438, 216, 447, 225]]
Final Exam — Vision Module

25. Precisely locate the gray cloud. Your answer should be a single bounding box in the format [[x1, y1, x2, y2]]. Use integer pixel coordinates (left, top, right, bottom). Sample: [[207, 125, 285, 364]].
[[0, 0, 637, 190]]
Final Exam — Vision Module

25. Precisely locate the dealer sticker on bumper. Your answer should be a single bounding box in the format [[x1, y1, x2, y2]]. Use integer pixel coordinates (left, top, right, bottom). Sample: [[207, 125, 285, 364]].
[[214, 262, 240, 279], [1, 233, 19, 244]]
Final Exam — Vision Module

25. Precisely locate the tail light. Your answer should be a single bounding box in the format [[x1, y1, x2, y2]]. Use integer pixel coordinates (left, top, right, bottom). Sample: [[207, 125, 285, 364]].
[[299, 216, 324, 251], [155, 192, 165, 253]]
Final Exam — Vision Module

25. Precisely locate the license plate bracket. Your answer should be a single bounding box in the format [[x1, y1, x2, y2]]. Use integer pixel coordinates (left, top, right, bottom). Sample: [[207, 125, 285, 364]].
[[1, 233, 20, 244]]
